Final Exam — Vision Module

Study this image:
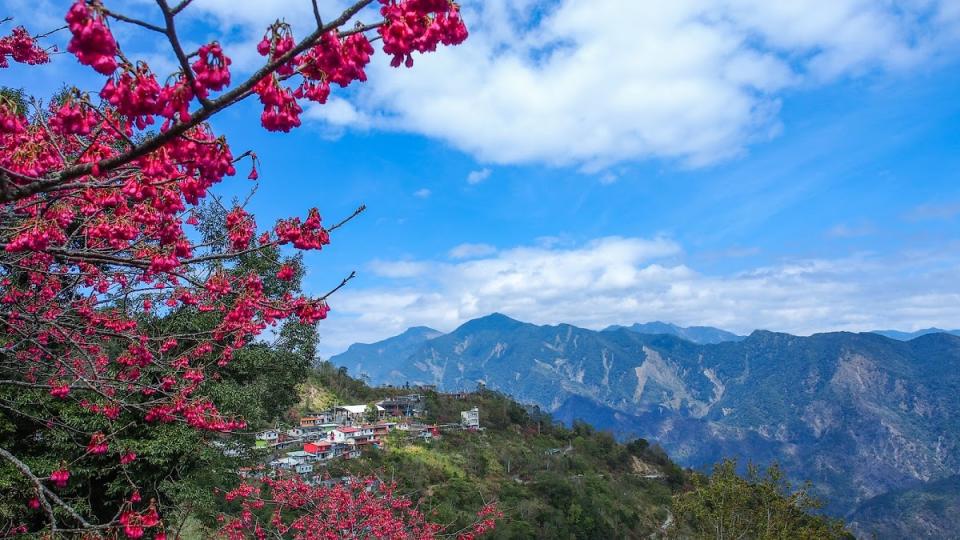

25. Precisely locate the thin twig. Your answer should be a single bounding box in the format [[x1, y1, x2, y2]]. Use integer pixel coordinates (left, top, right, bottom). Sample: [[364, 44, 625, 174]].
[[319, 270, 356, 302], [101, 8, 165, 33], [311, 0, 323, 28], [327, 204, 367, 232]]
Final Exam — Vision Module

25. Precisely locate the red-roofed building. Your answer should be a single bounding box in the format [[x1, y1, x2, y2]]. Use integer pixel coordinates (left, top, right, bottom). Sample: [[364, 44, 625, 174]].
[[304, 441, 334, 461], [330, 426, 358, 444]]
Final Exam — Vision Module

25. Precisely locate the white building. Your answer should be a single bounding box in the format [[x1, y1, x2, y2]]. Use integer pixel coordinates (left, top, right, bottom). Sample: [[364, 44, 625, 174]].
[[461, 407, 480, 429], [286, 450, 316, 463], [336, 404, 384, 421], [270, 457, 299, 470], [256, 430, 279, 442], [330, 426, 360, 443]]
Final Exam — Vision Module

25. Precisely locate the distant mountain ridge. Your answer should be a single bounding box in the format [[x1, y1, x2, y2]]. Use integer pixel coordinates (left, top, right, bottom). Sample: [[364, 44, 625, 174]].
[[330, 314, 960, 539], [603, 321, 745, 344], [869, 328, 960, 340], [331, 325, 442, 383]]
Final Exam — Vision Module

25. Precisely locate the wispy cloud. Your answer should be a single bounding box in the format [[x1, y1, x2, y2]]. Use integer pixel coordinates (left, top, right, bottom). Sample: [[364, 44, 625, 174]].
[[413, 188, 432, 199], [827, 222, 876, 238], [903, 201, 960, 222], [448, 243, 497, 259], [466, 168, 492, 185]]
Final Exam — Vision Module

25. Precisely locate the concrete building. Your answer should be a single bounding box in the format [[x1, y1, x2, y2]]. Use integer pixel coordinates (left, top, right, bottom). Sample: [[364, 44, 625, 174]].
[[461, 407, 480, 429]]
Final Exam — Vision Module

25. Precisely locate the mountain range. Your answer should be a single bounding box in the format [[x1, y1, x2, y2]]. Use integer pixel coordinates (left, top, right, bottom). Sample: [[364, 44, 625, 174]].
[[869, 328, 960, 341], [602, 321, 745, 344], [330, 314, 960, 538]]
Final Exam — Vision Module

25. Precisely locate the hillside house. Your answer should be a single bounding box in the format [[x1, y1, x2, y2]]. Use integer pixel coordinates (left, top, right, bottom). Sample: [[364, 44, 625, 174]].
[[300, 423, 339, 440], [377, 394, 425, 417], [286, 450, 316, 463], [461, 407, 480, 430], [276, 435, 301, 450], [270, 457, 299, 470], [331, 426, 359, 443], [304, 441, 335, 461], [298, 426, 321, 441], [256, 430, 279, 443], [418, 425, 441, 441], [300, 412, 336, 427], [336, 404, 384, 422]]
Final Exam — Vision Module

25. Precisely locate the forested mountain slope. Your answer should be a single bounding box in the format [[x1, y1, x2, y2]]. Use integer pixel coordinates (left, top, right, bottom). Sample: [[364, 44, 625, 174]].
[[331, 314, 960, 537]]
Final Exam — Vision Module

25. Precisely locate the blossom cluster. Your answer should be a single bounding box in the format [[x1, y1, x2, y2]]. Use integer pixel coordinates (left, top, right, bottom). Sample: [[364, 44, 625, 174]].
[[379, 0, 468, 67], [65, 0, 119, 74], [119, 503, 162, 539], [0, 26, 49, 67], [246, 0, 468, 131], [217, 476, 499, 539]]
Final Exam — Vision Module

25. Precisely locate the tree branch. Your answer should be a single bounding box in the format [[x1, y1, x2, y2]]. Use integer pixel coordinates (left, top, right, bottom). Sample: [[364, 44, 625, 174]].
[[319, 270, 356, 301], [327, 203, 367, 232], [311, 0, 323, 29], [0, 0, 379, 204], [155, 0, 211, 108], [0, 447, 58, 532], [101, 8, 165, 34]]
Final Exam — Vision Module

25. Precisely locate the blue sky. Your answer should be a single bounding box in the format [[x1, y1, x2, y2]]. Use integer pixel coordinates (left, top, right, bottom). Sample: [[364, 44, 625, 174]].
[[5, 0, 960, 354]]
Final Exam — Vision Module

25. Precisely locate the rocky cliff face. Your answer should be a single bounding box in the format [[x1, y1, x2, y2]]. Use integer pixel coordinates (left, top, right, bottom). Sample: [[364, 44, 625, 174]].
[[330, 314, 960, 535]]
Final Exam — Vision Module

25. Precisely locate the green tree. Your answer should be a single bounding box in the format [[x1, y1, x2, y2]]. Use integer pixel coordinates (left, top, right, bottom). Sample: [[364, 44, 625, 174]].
[[672, 459, 852, 539], [365, 403, 380, 423]]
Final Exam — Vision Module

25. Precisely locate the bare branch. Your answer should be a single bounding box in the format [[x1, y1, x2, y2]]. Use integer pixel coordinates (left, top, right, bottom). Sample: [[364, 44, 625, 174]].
[[170, 0, 194, 15], [101, 8, 165, 34], [155, 0, 212, 108], [327, 203, 367, 232], [0, 447, 58, 532], [312, 0, 323, 29], [319, 270, 356, 301]]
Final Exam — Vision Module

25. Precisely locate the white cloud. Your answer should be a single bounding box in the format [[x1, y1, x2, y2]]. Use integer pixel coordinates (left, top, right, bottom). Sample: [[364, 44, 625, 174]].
[[315, 237, 960, 355], [448, 243, 497, 259], [345, 0, 960, 169], [413, 188, 432, 199], [304, 97, 372, 129], [466, 168, 492, 184], [80, 0, 960, 170]]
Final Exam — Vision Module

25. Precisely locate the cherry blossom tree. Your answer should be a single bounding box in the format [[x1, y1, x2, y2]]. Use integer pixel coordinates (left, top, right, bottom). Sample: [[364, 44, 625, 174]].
[[0, 0, 474, 536], [218, 476, 501, 540]]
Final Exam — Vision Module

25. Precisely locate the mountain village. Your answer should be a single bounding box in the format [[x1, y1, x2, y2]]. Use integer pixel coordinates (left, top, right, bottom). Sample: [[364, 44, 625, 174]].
[[252, 393, 482, 481]]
